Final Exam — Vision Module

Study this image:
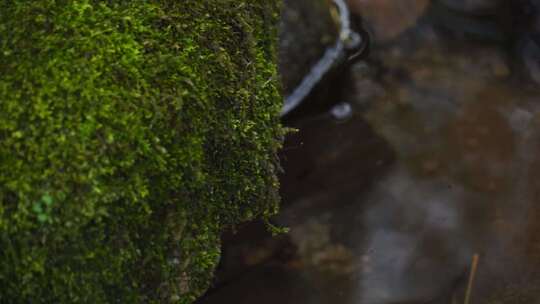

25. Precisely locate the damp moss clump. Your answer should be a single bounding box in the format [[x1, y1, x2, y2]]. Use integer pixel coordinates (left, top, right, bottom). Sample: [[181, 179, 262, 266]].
[[0, 1, 283, 303]]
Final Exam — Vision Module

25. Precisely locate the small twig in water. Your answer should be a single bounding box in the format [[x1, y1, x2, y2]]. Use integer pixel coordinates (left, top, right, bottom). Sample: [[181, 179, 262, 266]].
[[464, 254, 480, 304]]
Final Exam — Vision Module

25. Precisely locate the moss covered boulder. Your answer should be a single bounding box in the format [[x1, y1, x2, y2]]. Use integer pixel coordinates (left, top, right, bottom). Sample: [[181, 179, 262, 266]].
[[0, 1, 283, 303]]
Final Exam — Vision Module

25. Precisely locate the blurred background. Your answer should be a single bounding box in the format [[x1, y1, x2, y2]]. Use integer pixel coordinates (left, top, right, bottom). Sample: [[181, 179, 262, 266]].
[[198, 1, 540, 303]]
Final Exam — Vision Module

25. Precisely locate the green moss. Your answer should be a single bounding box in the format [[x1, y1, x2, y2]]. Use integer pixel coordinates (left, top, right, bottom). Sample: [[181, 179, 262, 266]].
[[0, 1, 283, 303]]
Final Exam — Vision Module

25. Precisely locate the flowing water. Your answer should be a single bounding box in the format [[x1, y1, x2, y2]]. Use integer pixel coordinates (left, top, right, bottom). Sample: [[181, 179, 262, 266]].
[[199, 9, 540, 304]]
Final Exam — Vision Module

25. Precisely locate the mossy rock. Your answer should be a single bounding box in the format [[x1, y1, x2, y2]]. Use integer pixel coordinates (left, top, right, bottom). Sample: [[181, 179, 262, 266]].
[[0, 1, 283, 303]]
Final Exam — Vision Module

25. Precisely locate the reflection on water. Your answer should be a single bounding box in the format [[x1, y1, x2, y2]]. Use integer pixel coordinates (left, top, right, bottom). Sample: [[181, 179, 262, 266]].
[[199, 10, 540, 304]]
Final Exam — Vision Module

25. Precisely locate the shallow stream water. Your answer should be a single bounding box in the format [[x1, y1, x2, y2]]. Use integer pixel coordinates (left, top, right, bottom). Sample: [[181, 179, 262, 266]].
[[199, 9, 540, 304]]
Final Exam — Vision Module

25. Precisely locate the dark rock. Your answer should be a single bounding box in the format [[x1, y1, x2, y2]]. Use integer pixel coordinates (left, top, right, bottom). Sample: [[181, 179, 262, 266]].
[[519, 2, 540, 84], [426, 0, 511, 42], [347, 0, 430, 43], [438, 0, 503, 14], [279, 0, 339, 96], [519, 33, 540, 84], [279, 0, 369, 118], [426, 0, 540, 84]]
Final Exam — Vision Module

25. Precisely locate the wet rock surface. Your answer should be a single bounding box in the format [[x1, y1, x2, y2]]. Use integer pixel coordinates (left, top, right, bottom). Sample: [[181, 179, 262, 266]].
[[347, 0, 430, 43], [278, 0, 369, 118], [279, 0, 338, 96], [438, 0, 503, 13], [199, 2, 540, 304]]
